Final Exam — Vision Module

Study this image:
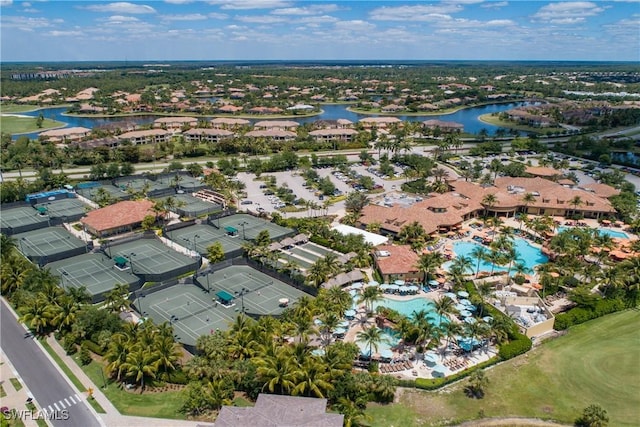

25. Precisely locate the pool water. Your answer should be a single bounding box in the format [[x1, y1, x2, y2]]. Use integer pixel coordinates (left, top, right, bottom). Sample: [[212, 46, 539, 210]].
[[557, 226, 628, 239], [451, 237, 548, 274], [356, 327, 401, 354], [373, 297, 447, 327]]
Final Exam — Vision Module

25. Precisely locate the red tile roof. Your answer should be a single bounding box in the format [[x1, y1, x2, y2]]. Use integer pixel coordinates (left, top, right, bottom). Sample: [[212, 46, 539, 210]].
[[374, 245, 420, 275], [81, 200, 155, 232]]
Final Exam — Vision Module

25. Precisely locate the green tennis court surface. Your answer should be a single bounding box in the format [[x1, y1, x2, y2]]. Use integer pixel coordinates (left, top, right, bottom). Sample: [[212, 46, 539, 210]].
[[166, 224, 245, 256], [108, 238, 199, 280], [155, 174, 204, 191], [76, 184, 130, 201], [33, 198, 89, 220], [155, 193, 222, 217], [113, 176, 170, 194], [47, 252, 139, 301], [14, 227, 87, 260], [141, 265, 310, 347], [215, 213, 294, 241], [0, 205, 50, 232]]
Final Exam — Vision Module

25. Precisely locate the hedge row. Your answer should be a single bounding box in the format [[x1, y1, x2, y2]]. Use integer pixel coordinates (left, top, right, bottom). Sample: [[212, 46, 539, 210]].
[[395, 356, 501, 390], [309, 235, 350, 254], [554, 298, 626, 330], [82, 340, 106, 356], [498, 332, 532, 360]]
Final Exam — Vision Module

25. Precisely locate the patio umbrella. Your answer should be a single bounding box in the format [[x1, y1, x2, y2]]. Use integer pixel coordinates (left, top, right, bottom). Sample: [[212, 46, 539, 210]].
[[367, 280, 380, 287], [333, 327, 347, 336], [360, 348, 372, 358], [465, 304, 477, 312], [314, 319, 323, 326], [457, 291, 469, 298], [380, 349, 393, 359], [432, 364, 447, 376], [345, 309, 356, 318], [455, 303, 467, 312], [428, 279, 439, 286], [459, 310, 472, 317], [338, 320, 350, 328], [394, 279, 405, 286], [388, 284, 400, 292], [351, 282, 363, 289], [464, 317, 477, 324], [311, 348, 325, 357], [423, 353, 438, 365], [444, 292, 457, 299], [482, 316, 493, 323], [407, 285, 419, 293], [380, 284, 391, 291]]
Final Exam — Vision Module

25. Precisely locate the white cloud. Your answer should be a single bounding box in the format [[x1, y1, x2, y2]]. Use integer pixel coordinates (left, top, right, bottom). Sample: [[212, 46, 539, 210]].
[[104, 15, 140, 23], [48, 30, 83, 37], [334, 19, 375, 32], [85, 2, 156, 14], [208, 12, 228, 19], [271, 4, 339, 16], [235, 14, 286, 24], [1, 15, 57, 30], [0, 0, 13, 6], [298, 15, 339, 25], [482, 1, 508, 8], [164, 0, 192, 4], [532, 2, 606, 24], [160, 13, 208, 21], [369, 4, 464, 21], [208, 0, 291, 10]]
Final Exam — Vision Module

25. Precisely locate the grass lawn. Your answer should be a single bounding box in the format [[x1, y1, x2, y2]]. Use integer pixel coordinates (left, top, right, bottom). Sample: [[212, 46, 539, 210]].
[[367, 310, 640, 427], [9, 378, 22, 391], [0, 104, 39, 113], [477, 113, 565, 135], [0, 115, 64, 135], [81, 361, 186, 420]]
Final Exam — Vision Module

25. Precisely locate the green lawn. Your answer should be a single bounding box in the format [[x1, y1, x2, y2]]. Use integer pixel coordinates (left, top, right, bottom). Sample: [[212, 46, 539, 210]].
[[0, 115, 64, 135], [0, 104, 39, 113], [82, 361, 186, 419], [477, 113, 565, 134], [367, 310, 640, 427]]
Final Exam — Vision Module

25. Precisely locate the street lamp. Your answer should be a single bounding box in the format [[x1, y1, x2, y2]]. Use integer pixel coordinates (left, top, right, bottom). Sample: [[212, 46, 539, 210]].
[[235, 287, 248, 313], [128, 252, 137, 275], [61, 271, 69, 291], [136, 289, 145, 314], [193, 234, 200, 256], [239, 221, 248, 240]]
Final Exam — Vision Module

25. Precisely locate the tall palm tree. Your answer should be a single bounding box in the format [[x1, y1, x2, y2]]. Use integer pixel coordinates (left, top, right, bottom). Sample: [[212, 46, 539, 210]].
[[356, 326, 384, 360], [416, 252, 445, 285], [481, 193, 497, 217], [470, 245, 488, 278], [358, 286, 383, 314], [122, 345, 158, 392], [105, 333, 132, 381], [450, 255, 473, 276], [292, 358, 333, 398], [521, 192, 536, 218], [568, 195, 583, 217], [153, 335, 182, 380], [434, 296, 455, 327], [19, 295, 55, 335], [256, 348, 300, 395], [318, 311, 340, 346]]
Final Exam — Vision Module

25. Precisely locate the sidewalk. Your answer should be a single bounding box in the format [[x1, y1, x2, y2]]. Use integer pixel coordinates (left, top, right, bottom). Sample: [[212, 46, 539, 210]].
[[45, 336, 213, 427], [0, 351, 41, 427]]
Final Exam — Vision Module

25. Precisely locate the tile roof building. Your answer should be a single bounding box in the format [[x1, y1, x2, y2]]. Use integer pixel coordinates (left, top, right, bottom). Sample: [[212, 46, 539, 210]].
[[117, 129, 171, 145], [216, 394, 343, 427], [183, 128, 234, 143], [81, 200, 155, 237], [374, 244, 421, 283], [39, 127, 91, 143]]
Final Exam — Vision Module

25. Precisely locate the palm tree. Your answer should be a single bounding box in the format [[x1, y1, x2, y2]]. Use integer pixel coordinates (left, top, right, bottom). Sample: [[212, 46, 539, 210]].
[[105, 333, 132, 381], [256, 349, 300, 395], [19, 295, 55, 335], [292, 358, 333, 398], [51, 295, 79, 332], [434, 295, 455, 327], [322, 286, 352, 316], [318, 311, 340, 346], [470, 245, 488, 278], [0, 234, 18, 261], [356, 326, 384, 360], [481, 193, 497, 217], [122, 345, 158, 392], [153, 335, 182, 380], [416, 252, 445, 285], [450, 255, 473, 276], [568, 195, 583, 217], [358, 286, 383, 314], [521, 192, 536, 217]]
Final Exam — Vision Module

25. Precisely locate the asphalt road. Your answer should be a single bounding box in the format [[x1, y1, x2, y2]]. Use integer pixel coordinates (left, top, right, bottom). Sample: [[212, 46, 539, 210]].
[[0, 299, 102, 427]]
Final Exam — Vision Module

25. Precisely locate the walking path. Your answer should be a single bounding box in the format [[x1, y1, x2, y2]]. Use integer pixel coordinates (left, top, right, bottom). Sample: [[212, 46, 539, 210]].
[[44, 336, 214, 427], [0, 351, 41, 427]]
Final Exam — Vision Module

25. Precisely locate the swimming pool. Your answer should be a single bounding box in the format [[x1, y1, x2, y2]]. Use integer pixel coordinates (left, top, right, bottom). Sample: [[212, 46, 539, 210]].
[[451, 237, 548, 274], [356, 327, 401, 355], [557, 226, 628, 239], [373, 297, 447, 327]]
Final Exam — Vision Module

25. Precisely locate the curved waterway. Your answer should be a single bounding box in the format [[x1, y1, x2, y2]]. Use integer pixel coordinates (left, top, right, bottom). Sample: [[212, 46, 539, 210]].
[[14, 101, 530, 140]]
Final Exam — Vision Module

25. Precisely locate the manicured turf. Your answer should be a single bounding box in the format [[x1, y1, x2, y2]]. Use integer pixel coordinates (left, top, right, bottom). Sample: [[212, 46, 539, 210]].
[[82, 361, 186, 419], [367, 310, 640, 427], [0, 115, 64, 135], [0, 104, 38, 113]]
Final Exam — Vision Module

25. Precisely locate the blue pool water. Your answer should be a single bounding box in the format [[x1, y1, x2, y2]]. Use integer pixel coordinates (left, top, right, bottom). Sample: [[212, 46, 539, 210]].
[[557, 226, 628, 239], [373, 297, 447, 327], [356, 327, 401, 354], [451, 237, 548, 274]]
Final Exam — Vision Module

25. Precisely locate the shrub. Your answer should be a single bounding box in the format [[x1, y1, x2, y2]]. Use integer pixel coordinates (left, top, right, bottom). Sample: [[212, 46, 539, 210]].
[[167, 369, 189, 385], [62, 337, 77, 355], [79, 344, 92, 366], [499, 332, 532, 360], [554, 298, 625, 330], [82, 340, 105, 356], [397, 357, 501, 391]]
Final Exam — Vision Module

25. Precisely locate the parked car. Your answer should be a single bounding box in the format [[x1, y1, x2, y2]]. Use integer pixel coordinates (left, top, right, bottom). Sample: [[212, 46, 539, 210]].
[[241, 200, 253, 205]]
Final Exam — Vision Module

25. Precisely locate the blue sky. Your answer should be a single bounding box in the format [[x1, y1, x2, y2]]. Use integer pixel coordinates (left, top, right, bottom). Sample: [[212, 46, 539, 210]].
[[1, 1, 638, 62]]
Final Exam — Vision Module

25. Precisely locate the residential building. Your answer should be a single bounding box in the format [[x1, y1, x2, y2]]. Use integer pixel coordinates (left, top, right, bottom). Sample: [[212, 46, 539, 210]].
[[39, 126, 91, 143], [182, 128, 234, 143], [117, 129, 171, 145]]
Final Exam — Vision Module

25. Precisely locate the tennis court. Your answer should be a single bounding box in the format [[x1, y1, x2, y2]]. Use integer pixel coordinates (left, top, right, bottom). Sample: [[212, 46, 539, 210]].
[[14, 227, 87, 263], [76, 183, 130, 202], [155, 193, 222, 218], [108, 238, 199, 282], [33, 198, 89, 220], [139, 285, 232, 347], [142, 265, 310, 347], [216, 213, 293, 241], [165, 224, 244, 257], [0, 205, 50, 234], [155, 174, 205, 191], [46, 253, 139, 301], [113, 177, 170, 194]]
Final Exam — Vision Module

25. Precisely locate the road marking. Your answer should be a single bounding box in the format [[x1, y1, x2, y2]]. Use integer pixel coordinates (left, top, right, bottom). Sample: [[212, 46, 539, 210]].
[[59, 400, 66, 409], [68, 395, 76, 404], [54, 403, 60, 411], [47, 405, 53, 413], [75, 393, 82, 401], [64, 398, 71, 406]]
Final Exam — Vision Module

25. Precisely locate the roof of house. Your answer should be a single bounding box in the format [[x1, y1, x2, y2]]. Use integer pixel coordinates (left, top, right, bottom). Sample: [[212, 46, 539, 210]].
[[254, 120, 300, 129], [183, 128, 234, 136], [581, 183, 620, 198], [80, 200, 155, 232], [40, 127, 91, 137], [216, 394, 343, 427], [525, 166, 562, 177], [117, 129, 171, 139], [374, 244, 419, 275], [245, 129, 297, 138], [211, 117, 250, 125], [308, 128, 359, 136], [153, 116, 198, 124]]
